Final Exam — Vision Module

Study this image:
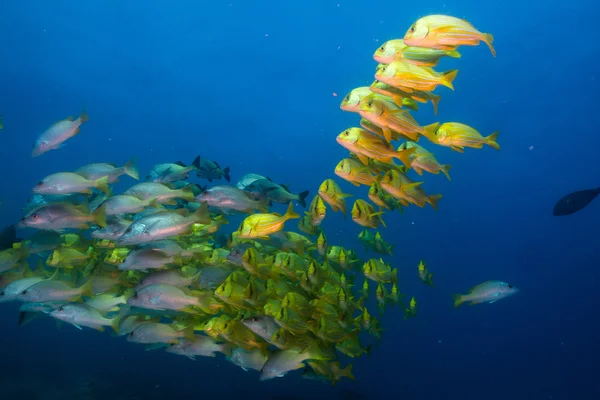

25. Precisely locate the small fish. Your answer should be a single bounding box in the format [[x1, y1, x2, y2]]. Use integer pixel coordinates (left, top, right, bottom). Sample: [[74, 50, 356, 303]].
[[127, 322, 194, 344], [117, 203, 210, 245], [417, 260, 433, 287], [17, 279, 93, 303], [101, 195, 159, 216], [553, 187, 600, 216], [374, 39, 461, 66], [19, 203, 107, 231], [359, 97, 438, 142], [370, 80, 440, 115], [404, 14, 496, 56], [227, 347, 270, 372], [318, 179, 352, 216], [147, 156, 201, 183], [380, 169, 442, 210], [340, 87, 388, 113], [235, 174, 268, 190], [166, 335, 233, 359], [363, 258, 397, 283], [84, 290, 134, 312], [49, 303, 119, 332], [306, 195, 326, 226], [375, 61, 458, 93], [0, 275, 50, 303], [124, 182, 195, 204], [91, 218, 132, 241], [452, 281, 519, 308], [404, 296, 417, 319], [237, 202, 300, 239], [259, 344, 333, 381], [242, 315, 280, 343], [424, 122, 500, 152], [32, 110, 89, 157], [336, 127, 415, 167], [127, 283, 200, 311], [335, 158, 379, 187], [245, 179, 309, 208], [33, 172, 109, 195], [397, 142, 451, 180], [76, 158, 139, 183], [197, 158, 231, 182], [195, 185, 268, 214], [351, 200, 386, 229]]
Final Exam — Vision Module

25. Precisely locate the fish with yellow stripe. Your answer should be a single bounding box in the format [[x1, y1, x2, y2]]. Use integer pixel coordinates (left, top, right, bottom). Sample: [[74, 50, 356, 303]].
[[374, 39, 461, 67], [380, 169, 442, 210], [421, 122, 500, 152], [317, 179, 352, 216], [397, 142, 451, 180], [375, 61, 458, 93], [336, 127, 416, 167], [237, 202, 300, 239]]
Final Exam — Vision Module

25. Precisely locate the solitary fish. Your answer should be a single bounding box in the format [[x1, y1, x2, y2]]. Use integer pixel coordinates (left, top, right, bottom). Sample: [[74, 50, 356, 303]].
[[452, 281, 518, 308], [32, 110, 89, 157], [553, 187, 600, 216]]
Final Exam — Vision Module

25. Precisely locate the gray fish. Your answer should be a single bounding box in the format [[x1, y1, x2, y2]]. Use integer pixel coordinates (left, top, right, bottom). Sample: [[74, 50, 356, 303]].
[[166, 335, 232, 359], [197, 265, 234, 290], [117, 202, 209, 245], [259, 344, 333, 381], [197, 158, 231, 183], [91, 218, 132, 241], [195, 185, 268, 213], [245, 179, 309, 208], [0, 276, 49, 303], [126, 322, 194, 344], [50, 303, 119, 332], [118, 248, 177, 271], [116, 315, 161, 337], [135, 270, 200, 290], [101, 195, 159, 216], [124, 182, 194, 204], [17, 279, 93, 303], [242, 315, 279, 343], [226, 243, 255, 266], [19, 203, 107, 231], [236, 174, 268, 190], [148, 156, 201, 183], [227, 347, 270, 372], [452, 280, 519, 308], [553, 187, 600, 216], [32, 111, 89, 157], [127, 283, 199, 311], [76, 158, 139, 183]]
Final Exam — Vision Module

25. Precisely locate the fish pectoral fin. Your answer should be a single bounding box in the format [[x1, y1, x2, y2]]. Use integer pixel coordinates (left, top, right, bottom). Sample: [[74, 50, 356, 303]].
[[356, 153, 370, 165], [73, 324, 83, 331]]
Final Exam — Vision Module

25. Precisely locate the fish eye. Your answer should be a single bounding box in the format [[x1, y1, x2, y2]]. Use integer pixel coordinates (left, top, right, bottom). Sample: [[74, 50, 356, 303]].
[[32, 214, 39, 220], [508, 284, 513, 289], [21, 290, 28, 295], [343, 130, 349, 136], [409, 25, 416, 33], [36, 181, 44, 187], [234, 250, 240, 255], [129, 332, 135, 336], [344, 94, 350, 102], [379, 46, 384, 51], [367, 101, 373, 107], [58, 307, 63, 312], [0, 292, 4, 296]]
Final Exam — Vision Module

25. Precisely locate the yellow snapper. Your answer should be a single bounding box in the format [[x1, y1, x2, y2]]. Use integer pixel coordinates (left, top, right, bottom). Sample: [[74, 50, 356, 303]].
[[375, 61, 458, 92], [380, 170, 442, 210], [374, 39, 460, 66], [237, 202, 300, 239], [403, 14, 496, 57], [422, 122, 500, 152], [351, 199, 386, 229], [359, 97, 438, 142], [317, 179, 352, 216], [334, 158, 379, 187], [306, 195, 326, 226], [336, 127, 416, 168], [397, 142, 451, 180], [370, 80, 440, 115]]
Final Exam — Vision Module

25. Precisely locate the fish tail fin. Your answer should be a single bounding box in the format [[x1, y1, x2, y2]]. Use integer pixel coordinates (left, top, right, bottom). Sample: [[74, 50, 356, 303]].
[[223, 167, 231, 182], [298, 190, 309, 208], [92, 205, 107, 227], [428, 194, 442, 211], [447, 49, 461, 58], [486, 131, 500, 150], [285, 202, 301, 220], [482, 33, 496, 57], [441, 164, 452, 181], [219, 342, 234, 357], [305, 342, 335, 361], [79, 109, 89, 124], [440, 69, 459, 91], [422, 123, 439, 142], [341, 363, 355, 380], [109, 315, 121, 334], [181, 325, 196, 341], [427, 273, 434, 288], [430, 94, 441, 115], [402, 98, 419, 111], [94, 176, 110, 194], [452, 294, 465, 308], [392, 268, 398, 284], [123, 157, 139, 180], [180, 184, 196, 202], [78, 279, 94, 299], [395, 146, 416, 169], [191, 155, 201, 171], [193, 201, 211, 225]]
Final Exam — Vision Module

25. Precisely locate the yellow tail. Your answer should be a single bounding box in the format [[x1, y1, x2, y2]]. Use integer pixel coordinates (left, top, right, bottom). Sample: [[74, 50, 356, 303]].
[[441, 164, 452, 181], [482, 33, 496, 57], [486, 131, 500, 151], [440, 69, 459, 91], [284, 202, 300, 220]]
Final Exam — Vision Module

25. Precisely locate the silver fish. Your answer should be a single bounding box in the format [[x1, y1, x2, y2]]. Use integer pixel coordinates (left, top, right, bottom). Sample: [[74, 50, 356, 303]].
[[452, 281, 519, 308]]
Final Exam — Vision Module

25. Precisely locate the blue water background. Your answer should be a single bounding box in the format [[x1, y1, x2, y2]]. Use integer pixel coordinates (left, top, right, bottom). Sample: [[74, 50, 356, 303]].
[[0, 0, 599, 399]]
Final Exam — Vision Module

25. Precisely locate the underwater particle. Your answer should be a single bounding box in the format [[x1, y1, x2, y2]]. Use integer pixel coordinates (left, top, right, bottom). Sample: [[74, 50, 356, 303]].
[[333, 93, 338, 97], [529, 145, 534, 150]]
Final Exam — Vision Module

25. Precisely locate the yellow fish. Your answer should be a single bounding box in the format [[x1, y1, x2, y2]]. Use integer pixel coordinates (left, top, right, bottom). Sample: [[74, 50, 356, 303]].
[[397, 142, 451, 180], [237, 202, 300, 239], [318, 179, 352, 216], [306, 195, 326, 226], [359, 97, 439, 142], [336, 127, 416, 167], [351, 199, 386, 229], [403, 14, 496, 57], [380, 169, 442, 210], [340, 87, 388, 113], [334, 158, 379, 187], [423, 122, 500, 152], [374, 39, 461, 66], [375, 61, 458, 93], [368, 181, 402, 211], [370, 80, 440, 115]]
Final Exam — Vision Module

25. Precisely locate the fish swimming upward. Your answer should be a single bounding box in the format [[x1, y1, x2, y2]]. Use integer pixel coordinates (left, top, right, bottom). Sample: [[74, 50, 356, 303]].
[[553, 187, 600, 216]]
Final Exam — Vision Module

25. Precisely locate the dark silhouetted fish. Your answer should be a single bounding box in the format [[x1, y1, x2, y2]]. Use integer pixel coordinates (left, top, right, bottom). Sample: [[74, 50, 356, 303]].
[[0, 225, 18, 250], [553, 187, 600, 216]]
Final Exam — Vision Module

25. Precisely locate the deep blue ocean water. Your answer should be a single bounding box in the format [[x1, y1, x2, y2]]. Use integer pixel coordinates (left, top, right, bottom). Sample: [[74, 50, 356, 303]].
[[1, 1, 599, 399]]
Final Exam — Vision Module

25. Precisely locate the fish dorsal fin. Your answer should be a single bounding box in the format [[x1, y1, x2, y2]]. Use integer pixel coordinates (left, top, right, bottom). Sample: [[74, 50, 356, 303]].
[[174, 161, 186, 167]]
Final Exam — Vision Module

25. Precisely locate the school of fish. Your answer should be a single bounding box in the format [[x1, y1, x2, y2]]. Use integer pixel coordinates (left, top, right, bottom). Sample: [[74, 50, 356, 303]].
[[0, 15, 519, 384]]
